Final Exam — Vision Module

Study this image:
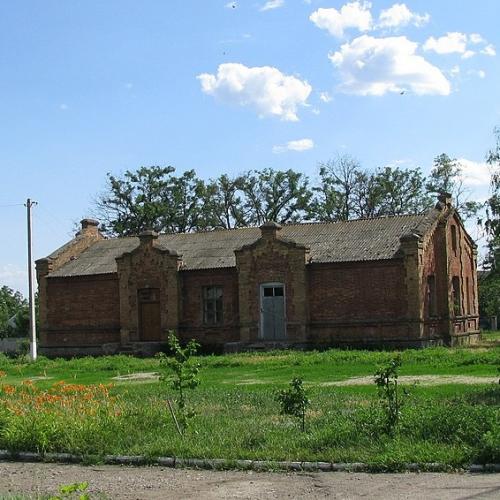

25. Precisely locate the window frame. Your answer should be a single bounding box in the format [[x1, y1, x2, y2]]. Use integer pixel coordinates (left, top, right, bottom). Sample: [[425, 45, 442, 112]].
[[202, 285, 224, 326]]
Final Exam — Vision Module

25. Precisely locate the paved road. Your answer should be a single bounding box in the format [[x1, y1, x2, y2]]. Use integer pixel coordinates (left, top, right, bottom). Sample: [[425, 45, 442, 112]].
[[0, 462, 499, 499]]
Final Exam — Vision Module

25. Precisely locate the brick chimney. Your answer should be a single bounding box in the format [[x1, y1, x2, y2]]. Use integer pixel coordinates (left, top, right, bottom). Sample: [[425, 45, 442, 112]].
[[260, 221, 282, 240], [80, 218, 100, 236], [436, 192, 453, 210], [139, 229, 158, 247]]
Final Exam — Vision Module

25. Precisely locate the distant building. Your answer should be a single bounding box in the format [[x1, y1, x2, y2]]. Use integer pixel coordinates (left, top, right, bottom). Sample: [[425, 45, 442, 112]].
[[36, 194, 479, 356]]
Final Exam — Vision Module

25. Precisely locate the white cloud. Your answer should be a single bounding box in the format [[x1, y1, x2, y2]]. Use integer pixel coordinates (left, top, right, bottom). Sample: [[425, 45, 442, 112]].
[[319, 91, 332, 102], [469, 33, 485, 44], [481, 44, 496, 56], [225, 2, 237, 8], [0, 265, 27, 296], [273, 138, 314, 153], [197, 63, 312, 121], [260, 0, 284, 11], [309, 2, 373, 38], [450, 65, 460, 77], [329, 35, 451, 96], [424, 33, 495, 59], [423, 32, 468, 55], [378, 3, 429, 29], [458, 158, 491, 187]]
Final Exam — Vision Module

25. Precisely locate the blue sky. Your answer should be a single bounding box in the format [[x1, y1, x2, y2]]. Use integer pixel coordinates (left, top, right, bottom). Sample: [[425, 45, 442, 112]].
[[1, 0, 499, 295]]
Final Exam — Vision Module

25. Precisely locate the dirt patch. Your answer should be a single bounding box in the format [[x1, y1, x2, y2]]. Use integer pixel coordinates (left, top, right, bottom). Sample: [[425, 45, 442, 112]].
[[1, 462, 499, 500], [112, 372, 160, 382], [321, 375, 498, 387], [25, 376, 53, 382], [231, 379, 267, 386]]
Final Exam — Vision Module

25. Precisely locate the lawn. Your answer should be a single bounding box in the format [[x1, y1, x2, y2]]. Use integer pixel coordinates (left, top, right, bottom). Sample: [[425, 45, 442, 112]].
[[0, 342, 499, 470]]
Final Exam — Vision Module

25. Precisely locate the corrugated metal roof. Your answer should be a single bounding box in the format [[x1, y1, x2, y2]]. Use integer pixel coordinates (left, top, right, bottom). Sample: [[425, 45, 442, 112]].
[[48, 211, 439, 278]]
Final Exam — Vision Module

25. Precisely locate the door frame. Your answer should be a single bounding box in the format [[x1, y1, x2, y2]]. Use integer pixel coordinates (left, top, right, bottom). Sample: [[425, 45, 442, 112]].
[[137, 288, 161, 342], [259, 282, 287, 340]]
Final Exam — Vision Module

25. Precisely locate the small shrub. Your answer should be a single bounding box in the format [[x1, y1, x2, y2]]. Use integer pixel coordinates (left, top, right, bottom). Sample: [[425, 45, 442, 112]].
[[49, 481, 90, 500], [276, 377, 310, 432], [374, 354, 403, 434], [156, 331, 201, 432]]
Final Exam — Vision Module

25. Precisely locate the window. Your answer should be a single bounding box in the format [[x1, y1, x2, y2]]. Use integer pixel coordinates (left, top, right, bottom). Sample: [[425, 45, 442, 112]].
[[263, 286, 283, 297], [427, 275, 437, 317], [451, 225, 458, 256], [452, 277, 461, 316], [203, 286, 223, 325]]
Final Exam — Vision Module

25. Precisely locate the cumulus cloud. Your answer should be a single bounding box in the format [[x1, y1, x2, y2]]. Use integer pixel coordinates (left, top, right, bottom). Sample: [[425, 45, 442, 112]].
[[309, 2, 373, 38], [482, 44, 496, 56], [197, 63, 312, 121], [458, 158, 491, 187], [329, 35, 451, 96], [260, 0, 284, 11], [273, 138, 314, 153], [423, 33, 495, 59], [423, 32, 468, 55], [378, 3, 429, 29]]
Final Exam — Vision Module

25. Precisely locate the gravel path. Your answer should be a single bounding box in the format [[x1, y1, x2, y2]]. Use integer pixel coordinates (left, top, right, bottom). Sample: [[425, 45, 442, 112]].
[[1, 462, 499, 499]]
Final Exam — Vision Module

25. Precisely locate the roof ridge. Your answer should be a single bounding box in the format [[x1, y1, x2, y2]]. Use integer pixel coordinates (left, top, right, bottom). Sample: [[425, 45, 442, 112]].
[[104, 213, 428, 240]]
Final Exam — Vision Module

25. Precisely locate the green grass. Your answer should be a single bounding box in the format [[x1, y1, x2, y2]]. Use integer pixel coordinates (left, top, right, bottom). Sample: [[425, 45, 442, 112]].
[[0, 345, 499, 469]]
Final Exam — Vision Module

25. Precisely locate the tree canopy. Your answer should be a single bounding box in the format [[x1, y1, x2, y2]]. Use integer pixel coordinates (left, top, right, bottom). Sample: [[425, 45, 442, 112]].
[[93, 154, 473, 237], [0, 286, 28, 338]]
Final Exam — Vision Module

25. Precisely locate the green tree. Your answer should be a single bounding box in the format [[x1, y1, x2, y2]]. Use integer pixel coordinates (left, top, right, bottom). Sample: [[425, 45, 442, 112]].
[[157, 332, 201, 431], [240, 168, 312, 225], [478, 272, 500, 320], [203, 174, 247, 229], [375, 166, 432, 216], [309, 154, 362, 221], [0, 286, 28, 338], [162, 169, 207, 233], [95, 166, 174, 235], [276, 377, 310, 432], [485, 127, 500, 269], [374, 355, 403, 434], [95, 166, 210, 236], [426, 153, 480, 218]]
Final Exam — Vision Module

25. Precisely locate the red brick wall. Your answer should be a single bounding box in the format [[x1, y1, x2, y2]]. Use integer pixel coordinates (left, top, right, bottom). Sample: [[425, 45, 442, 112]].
[[178, 268, 240, 345], [308, 260, 409, 344], [43, 274, 120, 347], [446, 213, 479, 337]]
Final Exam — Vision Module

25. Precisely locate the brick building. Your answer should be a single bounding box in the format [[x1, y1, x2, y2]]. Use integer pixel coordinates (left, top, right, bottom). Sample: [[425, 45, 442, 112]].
[[36, 194, 480, 356]]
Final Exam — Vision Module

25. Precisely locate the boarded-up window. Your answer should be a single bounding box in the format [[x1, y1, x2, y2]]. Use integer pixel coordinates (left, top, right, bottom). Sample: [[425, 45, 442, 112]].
[[427, 275, 437, 317], [452, 276, 461, 316], [451, 225, 458, 256], [203, 286, 223, 325]]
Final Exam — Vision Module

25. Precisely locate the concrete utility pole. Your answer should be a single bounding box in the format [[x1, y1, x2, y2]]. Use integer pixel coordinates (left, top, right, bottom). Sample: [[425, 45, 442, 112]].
[[25, 198, 38, 361]]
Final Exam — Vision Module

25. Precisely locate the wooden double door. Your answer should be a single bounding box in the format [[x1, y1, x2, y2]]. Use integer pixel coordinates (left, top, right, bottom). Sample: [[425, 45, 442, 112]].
[[138, 288, 161, 341]]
